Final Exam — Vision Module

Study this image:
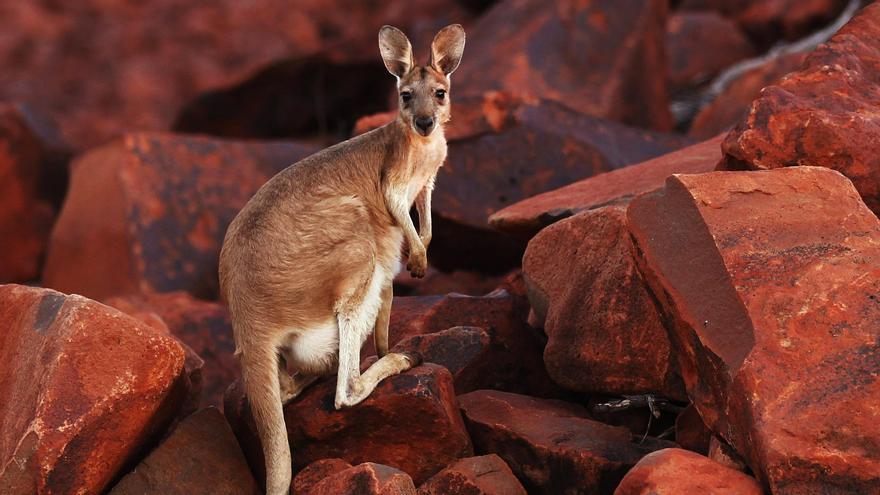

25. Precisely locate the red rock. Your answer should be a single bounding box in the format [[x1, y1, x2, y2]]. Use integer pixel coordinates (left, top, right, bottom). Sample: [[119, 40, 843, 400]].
[[613, 448, 763, 495], [417, 454, 526, 495], [456, 0, 673, 131], [458, 390, 674, 494], [104, 292, 236, 408], [688, 51, 807, 139], [678, 0, 849, 45], [666, 12, 756, 93], [627, 167, 880, 492], [392, 326, 492, 394], [109, 407, 259, 495], [306, 462, 417, 495], [522, 205, 685, 399], [674, 404, 711, 455], [0, 103, 69, 282], [0, 1, 470, 148], [225, 364, 472, 486], [0, 285, 188, 494], [292, 459, 353, 495], [374, 289, 564, 399], [490, 135, 722, 241], [718, 3, 880, 215], [42, 133, 316, 301]]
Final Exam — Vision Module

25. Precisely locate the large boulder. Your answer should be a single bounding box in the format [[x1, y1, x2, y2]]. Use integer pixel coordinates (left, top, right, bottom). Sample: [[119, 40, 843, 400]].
[[225, 364, 473, 486], [417, 454, 527, 495], [490, 135, 722, 240], [666, 12, 755, 94], [0, 103, 69, 283], [458, 390, 674, 494], [42, 133, 316, 301], [0, 285, 188, 494], [109, 407, 259, 495], [718, 2, 880, 215], [456, 0, 673, 131], [627, 167, 880, 492], [613, 448, 763, 495], [0, 1, 469, 148], [523, 205, 685, 399], [105, 291, 236, 408]]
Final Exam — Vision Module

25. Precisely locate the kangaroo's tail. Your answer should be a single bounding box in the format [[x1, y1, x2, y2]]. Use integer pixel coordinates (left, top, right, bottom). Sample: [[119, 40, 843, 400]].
[[240, 341, 290, 495]]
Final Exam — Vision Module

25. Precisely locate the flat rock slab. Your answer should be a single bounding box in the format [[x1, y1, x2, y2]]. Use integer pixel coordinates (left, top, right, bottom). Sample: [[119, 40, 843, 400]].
[[109, 407, 259, 495], [0, 285, 187, 494], [42, 133, 316, 301], [613, 448, 763, 495], [226, 364, 472, 486], [719, 2, 880, 215], [456, 0, 673, 131], [523, 205, 685, 398], [458, 390, 674, 494], [628, 167, 880, 492], [417, 454, 527, 495], [490, 135, 722, 240]]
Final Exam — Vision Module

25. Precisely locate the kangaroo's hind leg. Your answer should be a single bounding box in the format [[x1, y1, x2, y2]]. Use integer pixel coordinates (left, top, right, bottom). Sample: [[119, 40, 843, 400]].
[[334, 266, 418, 410]]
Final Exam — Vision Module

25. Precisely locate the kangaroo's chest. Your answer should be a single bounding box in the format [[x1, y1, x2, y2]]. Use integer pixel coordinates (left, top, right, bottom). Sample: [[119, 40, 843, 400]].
[[406, 139, 446, 204]]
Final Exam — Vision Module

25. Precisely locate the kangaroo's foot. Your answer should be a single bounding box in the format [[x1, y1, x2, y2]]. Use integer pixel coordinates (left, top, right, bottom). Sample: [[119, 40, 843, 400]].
[[334, 352, 419, 409]]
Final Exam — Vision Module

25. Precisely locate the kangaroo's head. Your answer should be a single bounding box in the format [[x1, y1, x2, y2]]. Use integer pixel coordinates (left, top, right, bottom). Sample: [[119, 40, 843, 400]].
[[379, 24, 465, 138]]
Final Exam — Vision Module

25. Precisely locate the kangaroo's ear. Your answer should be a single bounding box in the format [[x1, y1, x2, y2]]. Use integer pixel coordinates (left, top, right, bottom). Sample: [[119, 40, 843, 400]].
[[430, 24, 466, 76], [379, 25, 414, 79]]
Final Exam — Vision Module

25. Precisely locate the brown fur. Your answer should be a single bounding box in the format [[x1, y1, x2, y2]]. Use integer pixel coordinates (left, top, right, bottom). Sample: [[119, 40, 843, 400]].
[[218, 24, 465, 495]]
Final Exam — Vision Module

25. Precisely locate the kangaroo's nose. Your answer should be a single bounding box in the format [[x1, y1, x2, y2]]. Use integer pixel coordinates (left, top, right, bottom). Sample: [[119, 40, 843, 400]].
[[415, 116, 434, 134]]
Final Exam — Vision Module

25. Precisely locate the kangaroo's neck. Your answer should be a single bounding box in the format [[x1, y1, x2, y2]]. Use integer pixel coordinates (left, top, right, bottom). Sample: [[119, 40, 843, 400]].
[[390, 119, 446, 169]]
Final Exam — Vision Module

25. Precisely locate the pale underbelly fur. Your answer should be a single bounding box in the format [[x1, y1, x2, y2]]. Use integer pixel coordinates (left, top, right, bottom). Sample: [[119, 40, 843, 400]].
[[280, 226, 404, 374]]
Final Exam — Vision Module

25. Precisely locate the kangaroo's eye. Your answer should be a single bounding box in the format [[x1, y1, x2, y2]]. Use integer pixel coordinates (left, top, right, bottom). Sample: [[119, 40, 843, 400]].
[[435, 89, 446, 100], [400, 91, 412, 103]]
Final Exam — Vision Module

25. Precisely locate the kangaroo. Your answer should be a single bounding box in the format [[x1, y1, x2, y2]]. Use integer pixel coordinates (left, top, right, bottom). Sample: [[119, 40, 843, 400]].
[[218, 24, 465, 495]]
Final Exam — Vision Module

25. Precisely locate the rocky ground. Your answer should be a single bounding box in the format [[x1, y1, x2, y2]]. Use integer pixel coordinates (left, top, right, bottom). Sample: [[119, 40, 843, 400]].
[[1, 0, 878, 494]]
